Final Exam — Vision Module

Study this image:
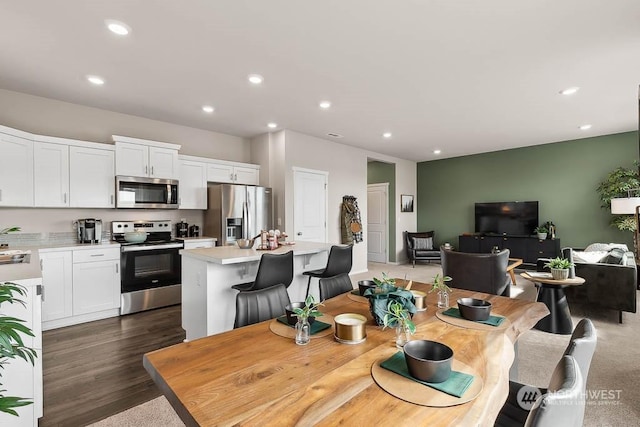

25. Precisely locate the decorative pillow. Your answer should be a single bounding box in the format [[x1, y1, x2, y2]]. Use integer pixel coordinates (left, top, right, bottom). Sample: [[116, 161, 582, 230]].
[[602, 248, 626, 265], [412, 237, 433, 250], [584, 243, 629, 252], [573, 251, 608, 264]]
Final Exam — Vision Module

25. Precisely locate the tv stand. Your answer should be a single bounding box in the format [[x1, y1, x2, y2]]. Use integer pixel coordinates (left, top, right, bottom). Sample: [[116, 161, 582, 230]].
[[458, 234, 560, 264]]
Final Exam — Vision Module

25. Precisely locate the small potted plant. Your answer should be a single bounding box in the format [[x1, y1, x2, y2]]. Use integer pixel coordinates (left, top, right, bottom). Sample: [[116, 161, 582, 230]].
[[292, 295, 324, 346], [382, 300, 417, 348], [544, 257, 573, 280], [363, 273, 416, 326], [429, 274, 453, 309], [534, 225, 548, 240]]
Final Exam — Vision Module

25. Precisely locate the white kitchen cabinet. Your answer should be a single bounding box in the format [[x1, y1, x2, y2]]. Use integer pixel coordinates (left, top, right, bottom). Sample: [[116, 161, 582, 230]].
[[114, 137, 180, 179], [0, 129, 34, 207], [178, 158, 208, 209], [69, 146, 115, 208], [207, 161, 259, 185], [0, 278, 43, 427], [39, 250, 73, 322], [33, 141, 69, 207], [72, 248, 120, 315]]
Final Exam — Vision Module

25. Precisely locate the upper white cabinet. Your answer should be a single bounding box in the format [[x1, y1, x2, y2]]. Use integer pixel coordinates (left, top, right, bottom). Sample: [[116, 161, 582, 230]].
[[34, 141, 69, 207], [69, 145, 115, 208], [0, 127, 34, 207], [207, 161, 259, 185], [113, 136, 181, 179], [178, 157, 208, 209]]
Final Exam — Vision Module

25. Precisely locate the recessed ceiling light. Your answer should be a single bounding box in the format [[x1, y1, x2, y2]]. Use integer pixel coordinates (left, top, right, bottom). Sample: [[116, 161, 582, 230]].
[[105, 19, 131, 36], [433, 149, 442, 155], [319, 101, 331, 109], [202, 105, 214, 113], [560, 87, 580, 95], [579, 124, 592, 130], [382, 132, 392, 138], [86, 75, 105, 85], [267, 122, 278, 129], [248, 74, 264, 85]]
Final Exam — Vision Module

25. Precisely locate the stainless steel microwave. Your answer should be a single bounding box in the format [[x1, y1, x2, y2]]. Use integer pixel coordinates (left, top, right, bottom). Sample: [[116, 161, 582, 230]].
[[115, 176, 179, 209]]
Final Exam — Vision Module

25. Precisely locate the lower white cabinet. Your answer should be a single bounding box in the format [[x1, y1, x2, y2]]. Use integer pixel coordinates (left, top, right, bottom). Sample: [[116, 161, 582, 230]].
[[41, 247, 121, 330], [182, 238, 216, 249], [0, 277, 43, 427]]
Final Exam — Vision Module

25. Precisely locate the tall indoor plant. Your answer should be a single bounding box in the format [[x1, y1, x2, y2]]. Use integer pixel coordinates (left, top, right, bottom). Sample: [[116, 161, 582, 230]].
[[0, 282, 37, 416]]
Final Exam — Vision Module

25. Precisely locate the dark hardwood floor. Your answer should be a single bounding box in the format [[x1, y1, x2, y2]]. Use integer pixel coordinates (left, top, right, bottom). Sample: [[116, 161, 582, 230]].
[[40, 305, 184, 426]]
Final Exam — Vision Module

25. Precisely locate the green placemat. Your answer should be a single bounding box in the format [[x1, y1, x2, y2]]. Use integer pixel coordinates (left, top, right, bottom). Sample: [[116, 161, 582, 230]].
[[276, 316, 331, 334], [442, 307, 505, 326], [380, 352, 474, 398]]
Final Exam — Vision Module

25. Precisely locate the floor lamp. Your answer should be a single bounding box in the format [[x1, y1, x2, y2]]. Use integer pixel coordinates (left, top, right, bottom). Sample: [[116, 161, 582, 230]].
[[610, 189, 640, 260]]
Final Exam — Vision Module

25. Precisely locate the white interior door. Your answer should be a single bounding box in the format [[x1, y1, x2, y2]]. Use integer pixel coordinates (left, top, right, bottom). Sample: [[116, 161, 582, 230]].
[[293, 168, 328, 242], [367, 183, 388, 263]]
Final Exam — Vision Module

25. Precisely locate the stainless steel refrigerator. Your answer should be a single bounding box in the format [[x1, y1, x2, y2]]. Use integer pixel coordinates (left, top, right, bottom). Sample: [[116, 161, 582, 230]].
[[203, 184, 273, 246]]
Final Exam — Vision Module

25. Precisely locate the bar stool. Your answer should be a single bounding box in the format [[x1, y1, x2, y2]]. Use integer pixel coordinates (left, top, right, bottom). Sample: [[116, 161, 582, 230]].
[[232, 251, 294, 292], [319, 273, 354, 300], [234, 284, 291, 328], [303, 245, 353, 297]]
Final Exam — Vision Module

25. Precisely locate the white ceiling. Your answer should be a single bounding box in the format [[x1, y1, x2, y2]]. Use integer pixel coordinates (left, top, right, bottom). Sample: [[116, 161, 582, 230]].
[[1, 1, 639, 162]]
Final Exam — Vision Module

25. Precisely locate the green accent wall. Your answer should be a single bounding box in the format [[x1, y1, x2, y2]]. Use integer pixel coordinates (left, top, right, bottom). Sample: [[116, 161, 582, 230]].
[[368, 161, 396, 262], [417, 132, 638, 250]]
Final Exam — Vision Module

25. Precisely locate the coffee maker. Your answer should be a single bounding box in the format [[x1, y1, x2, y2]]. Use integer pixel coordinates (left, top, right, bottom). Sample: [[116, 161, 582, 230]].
[[76, 218, 103, 244], [176, 220, 189, 238], [188, 224, 200, 237]]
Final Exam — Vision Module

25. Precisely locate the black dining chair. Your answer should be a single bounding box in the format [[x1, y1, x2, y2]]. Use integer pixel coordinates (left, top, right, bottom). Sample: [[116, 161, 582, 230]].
[[232, 251, 294, 292], [318, 273, 354, 300], [495, 318, 596, 427], [233, 284, 291, 328], [303, 245, 353, 297]]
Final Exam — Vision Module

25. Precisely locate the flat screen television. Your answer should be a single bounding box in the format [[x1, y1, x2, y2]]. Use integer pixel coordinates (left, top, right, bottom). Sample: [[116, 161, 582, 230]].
[[474, 201, 539, 236]]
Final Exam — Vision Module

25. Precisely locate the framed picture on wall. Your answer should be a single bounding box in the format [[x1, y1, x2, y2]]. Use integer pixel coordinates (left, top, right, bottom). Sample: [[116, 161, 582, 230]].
[[401, 194, 414, 212]]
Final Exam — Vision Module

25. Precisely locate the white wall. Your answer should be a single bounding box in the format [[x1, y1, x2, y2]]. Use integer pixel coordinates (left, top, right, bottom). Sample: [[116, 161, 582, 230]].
[[282, 130, 417, 274]]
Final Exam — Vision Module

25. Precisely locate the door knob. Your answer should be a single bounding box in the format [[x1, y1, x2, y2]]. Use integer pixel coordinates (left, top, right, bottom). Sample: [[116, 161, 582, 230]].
[[297, 232, 302, 236]]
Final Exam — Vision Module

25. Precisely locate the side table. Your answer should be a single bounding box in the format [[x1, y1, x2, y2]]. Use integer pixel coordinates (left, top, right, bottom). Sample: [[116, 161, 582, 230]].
[[520, 272, 585, 335]]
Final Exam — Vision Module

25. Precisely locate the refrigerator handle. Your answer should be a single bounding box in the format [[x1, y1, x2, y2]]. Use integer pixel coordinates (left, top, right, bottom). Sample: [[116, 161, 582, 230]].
[[242, 201, 249, 239]]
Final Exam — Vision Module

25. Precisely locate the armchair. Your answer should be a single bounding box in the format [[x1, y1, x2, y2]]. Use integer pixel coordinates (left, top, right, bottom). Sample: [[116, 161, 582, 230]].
[[404, 231, 441, 267], [441, 248, 511, 297]]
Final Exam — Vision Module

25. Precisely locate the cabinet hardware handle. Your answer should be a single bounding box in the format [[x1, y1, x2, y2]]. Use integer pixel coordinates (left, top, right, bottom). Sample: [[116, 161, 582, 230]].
[[234, 173, 237, 181], [151, 166, 154, 175], [145, 165, 148, 175], [40, 259, 43, 270], [64, 193, 67, 203], [230, 173, 234, 180], [90, 254, 105, 257], [38, 284, 44, 300], [116, 264, 119, 273], [0, 188, 2, 201], [111, 195, 114, 205]]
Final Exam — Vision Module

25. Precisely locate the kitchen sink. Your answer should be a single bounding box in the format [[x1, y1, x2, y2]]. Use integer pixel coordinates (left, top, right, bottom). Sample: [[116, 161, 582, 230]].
[[0, 250, 31, 265]]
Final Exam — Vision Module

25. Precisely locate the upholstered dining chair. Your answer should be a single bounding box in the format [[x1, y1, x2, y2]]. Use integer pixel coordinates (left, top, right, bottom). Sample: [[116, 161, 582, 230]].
[[303, 245, 353, 297], [495, 318, 597, 427], [233, 284, 291, 328], [440, 248, 511, 296], [319, 273, 354, 300], [232, 251, 294, 292]]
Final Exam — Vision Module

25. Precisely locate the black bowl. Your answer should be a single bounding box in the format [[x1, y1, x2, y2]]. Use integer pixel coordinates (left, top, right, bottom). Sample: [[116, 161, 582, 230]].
[[358, 280, 377, 296], [285, 302, 316, 325], [403, 340, 453, 383], [457, 298, 492, 321]]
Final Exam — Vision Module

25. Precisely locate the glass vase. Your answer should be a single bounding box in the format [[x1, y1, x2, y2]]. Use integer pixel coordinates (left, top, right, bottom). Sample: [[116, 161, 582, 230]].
[[295, 316, 310, 345], [395, 324, 411, 348], [437, 289, 450, 309]]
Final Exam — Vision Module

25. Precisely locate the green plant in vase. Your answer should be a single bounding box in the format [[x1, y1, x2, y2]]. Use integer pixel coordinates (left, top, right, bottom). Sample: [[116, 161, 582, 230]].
[[382, 300, 416, 348], [293, 295, 324, 346], [364, 273, 416, 326], [544, 257, 573, 280], [429, 274, 453, 309], [0, 282, 37, 416]]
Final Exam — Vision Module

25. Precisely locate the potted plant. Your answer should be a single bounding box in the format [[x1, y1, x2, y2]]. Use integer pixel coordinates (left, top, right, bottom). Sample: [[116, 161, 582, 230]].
[[382, 300, 416, 348], [429, 274, 453, 309], [0, 282, 37, 417], [292, 294, 324, 345], [544, 257, 573, 280], [534, 225, 548, 240], [363, 273, 416, 326]]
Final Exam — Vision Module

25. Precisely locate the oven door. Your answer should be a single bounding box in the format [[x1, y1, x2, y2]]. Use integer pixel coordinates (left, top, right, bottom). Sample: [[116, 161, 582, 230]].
[[120, 243, 182, 293]]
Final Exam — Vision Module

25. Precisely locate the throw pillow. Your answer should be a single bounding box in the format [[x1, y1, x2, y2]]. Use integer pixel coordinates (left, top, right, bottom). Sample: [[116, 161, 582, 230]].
[[602, 248, 626, 265], [573, 251, 608, 264], [412, 237, 433, 250]]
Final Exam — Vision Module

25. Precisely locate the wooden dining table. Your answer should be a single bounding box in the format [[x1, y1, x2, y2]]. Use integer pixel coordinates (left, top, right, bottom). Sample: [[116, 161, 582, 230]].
[[143, 279, 549, 426]]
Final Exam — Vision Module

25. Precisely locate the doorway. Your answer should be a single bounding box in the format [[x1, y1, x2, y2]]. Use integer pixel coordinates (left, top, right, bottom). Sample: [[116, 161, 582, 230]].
[[367, 183, 388, 263], [293, 167, 328, 242]]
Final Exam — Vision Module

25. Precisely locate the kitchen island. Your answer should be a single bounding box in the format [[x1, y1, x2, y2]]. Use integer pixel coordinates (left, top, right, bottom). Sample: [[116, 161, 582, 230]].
[[180, 241, 331, 340]]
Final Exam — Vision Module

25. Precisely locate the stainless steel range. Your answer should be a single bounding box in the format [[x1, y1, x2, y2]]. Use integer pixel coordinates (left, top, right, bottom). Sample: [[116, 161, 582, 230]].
[[112, 220, 183, 315]]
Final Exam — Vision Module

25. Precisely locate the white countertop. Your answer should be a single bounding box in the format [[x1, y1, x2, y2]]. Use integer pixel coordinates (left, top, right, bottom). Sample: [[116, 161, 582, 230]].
[[0, 250, 42, 282], [180, 241, 331, 265], [37, 241, 121, 253], [177, 237, 216, 242]]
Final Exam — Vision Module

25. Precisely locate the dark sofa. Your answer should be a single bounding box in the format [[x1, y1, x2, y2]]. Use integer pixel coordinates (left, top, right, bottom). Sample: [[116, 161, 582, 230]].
[[404, 231, 440, 267], [537, 253, 637, 323]]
